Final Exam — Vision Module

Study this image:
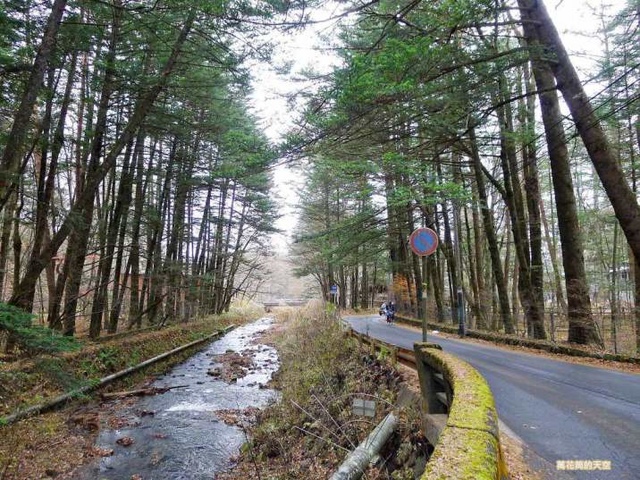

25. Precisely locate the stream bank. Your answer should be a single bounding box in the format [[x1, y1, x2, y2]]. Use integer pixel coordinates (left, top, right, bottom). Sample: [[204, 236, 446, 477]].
[[218, 306, 430, 479], [0, 307, 266, 480], [70, 317, 279, 479]]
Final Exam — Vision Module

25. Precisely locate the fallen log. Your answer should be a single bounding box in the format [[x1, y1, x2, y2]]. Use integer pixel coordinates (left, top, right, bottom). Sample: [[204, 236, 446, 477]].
[[100, 384, 188, 400]]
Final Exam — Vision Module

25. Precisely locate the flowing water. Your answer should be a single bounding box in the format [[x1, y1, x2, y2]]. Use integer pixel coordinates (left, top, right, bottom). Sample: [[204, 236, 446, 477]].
[[72, 317, 279, 480]]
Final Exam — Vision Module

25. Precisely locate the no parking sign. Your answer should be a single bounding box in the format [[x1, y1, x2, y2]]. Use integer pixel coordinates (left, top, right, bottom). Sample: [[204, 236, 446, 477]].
[[409, 227, 439, 256]]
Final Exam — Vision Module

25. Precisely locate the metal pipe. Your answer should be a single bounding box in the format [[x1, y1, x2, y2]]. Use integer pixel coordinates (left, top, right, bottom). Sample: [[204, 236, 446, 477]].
[[330, 412, 398, 480], [1, 325, 234, 426]]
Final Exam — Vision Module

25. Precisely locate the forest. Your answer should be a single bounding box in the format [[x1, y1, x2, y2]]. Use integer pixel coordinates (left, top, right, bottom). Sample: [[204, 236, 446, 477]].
[[289, 0, 640, 354], [0, 0, 639, 356], [0, 0, 286, 347]]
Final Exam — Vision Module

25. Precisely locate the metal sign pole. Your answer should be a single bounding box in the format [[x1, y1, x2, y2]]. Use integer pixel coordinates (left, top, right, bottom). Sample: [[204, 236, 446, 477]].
[[408, 227, 439, 343], [422, 290, 428, 342], [457, 287, 465, 337]]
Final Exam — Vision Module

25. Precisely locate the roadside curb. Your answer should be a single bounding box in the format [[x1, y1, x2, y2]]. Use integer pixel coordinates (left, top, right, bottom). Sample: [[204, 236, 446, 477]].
[[396, 315, 640, 365], [346, 324, 508, 479], [415, 343, 508, 480]]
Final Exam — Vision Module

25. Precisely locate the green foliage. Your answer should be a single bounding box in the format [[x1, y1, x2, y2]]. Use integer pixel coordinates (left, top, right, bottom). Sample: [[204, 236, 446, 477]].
[[80, 346, 120, 377], [377, 344, 391, 361], [96, 346, 119, 370], [0, 303, 80, 355], [126, 347, 143, 367], [33, 358, 87, 392]]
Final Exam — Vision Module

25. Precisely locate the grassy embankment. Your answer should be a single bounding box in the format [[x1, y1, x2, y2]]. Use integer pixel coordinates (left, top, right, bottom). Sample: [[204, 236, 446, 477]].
[[219, 302, 430, 480]]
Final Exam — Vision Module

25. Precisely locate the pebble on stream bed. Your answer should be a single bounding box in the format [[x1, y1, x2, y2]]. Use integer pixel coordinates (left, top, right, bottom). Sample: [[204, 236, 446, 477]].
[[207, 350, 256, 382]]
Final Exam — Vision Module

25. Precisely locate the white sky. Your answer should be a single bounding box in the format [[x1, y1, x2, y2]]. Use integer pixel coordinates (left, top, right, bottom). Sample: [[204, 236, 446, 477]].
[[249, 4, 344, 252], [253, 0, 627, 253]]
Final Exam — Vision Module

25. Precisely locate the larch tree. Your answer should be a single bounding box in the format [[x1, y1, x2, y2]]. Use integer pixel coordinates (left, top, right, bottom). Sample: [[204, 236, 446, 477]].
[[0, 0, 307, 348]]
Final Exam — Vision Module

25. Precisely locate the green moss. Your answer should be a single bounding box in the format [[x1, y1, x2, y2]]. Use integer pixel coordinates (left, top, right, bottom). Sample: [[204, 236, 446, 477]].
[[414, 345, 507, 480], [422, 427, 499, 479], [431, 350, 498, 435]]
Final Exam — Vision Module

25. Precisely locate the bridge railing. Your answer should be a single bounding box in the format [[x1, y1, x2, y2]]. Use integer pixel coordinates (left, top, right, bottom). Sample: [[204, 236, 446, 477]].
[[347, 327, 508, 479]]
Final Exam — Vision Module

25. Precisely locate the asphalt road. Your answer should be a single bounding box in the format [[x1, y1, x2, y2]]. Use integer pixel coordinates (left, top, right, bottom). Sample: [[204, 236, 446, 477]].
[[344, 315, 640, 480]]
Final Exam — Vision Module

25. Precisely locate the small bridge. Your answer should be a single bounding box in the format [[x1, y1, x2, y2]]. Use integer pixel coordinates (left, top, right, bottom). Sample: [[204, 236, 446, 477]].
[[262, 298, 308, 311]]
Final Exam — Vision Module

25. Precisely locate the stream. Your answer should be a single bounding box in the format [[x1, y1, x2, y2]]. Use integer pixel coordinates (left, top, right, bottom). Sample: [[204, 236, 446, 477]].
[[72, 317, 279, 480]]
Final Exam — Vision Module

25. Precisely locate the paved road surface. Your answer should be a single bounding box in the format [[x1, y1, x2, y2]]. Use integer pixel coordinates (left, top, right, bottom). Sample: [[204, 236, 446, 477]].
[[344, 315, 640, 480]]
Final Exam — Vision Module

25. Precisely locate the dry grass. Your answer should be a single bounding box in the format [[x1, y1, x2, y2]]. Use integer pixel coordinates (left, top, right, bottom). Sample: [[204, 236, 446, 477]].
[[218, 302, 429, 479], [0, 411, 95, 480]]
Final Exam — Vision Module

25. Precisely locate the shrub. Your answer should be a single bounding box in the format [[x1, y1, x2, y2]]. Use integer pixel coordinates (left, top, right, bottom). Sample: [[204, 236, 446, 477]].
[[0, 302, 80, 355]]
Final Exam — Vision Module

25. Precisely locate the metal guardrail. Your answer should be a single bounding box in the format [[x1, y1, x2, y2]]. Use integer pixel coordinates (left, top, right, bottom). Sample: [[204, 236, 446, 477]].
[[347, 327, 508, 480]]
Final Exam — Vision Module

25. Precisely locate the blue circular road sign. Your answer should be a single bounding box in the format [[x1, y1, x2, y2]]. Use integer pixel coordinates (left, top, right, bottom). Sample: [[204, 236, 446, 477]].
[[409, 227, 439, 256]]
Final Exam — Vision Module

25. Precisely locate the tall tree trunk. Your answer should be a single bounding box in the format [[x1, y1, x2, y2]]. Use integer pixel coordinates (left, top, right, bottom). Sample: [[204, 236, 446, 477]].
[[210, 177, 230, 313], [91, 133, 135, 336], [464, 205, 481, 329], [540, 196, 567, 314], [12, 193, 23, 293], [518, 3, 601, 345], [128, 136, 154, 329], [517, 0, 640, 280], [470, 198, 490, 329], [147, 140, 175, 324], [495, 91, 545, 338], [108, 133, 143, 331], [41, 54, 78, 329], [8, 12, 196, 312], [61, 3, 122, 336], [469, 127, 513, 333], [164, 144, 194, 321], [519, 64, 546, 341], [436, 161, 459, 323], [48, 43, 92, 331], [0, 192, 17, 299], [0, 0, 67, 212]]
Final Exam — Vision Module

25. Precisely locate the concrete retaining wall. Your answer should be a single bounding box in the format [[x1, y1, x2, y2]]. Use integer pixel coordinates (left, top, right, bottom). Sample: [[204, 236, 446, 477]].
[[414, 343, 509, 480]]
